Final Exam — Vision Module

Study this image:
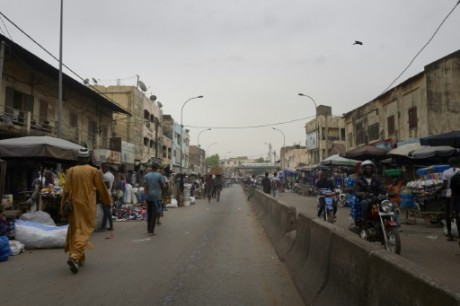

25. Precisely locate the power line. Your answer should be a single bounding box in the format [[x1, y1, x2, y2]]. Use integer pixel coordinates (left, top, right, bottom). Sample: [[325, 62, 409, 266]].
[[186, 115, 315, 130], [381, 1, 460, 94], [0, 10, 129, 111], [0, 15, 12, 39]]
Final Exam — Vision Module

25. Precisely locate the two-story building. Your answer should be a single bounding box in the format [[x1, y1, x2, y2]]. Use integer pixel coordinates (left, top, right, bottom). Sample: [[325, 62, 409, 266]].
[[0, 34, 129, 147], [0, 34, 130, 194], [344, 49, 460, 151]]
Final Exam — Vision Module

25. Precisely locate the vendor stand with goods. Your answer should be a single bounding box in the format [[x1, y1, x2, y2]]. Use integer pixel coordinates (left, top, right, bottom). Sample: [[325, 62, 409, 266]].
[[405, 164, 449, 226]]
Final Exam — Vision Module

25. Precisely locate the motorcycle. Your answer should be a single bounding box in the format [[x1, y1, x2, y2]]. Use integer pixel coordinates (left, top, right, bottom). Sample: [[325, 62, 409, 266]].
[[352, 194, 401, 255], [317, 188, 337, 223]]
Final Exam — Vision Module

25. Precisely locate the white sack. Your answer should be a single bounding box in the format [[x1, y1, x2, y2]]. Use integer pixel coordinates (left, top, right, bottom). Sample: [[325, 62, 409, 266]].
[[20, 211, 56, 226], [15, 220, 68, 249], [165, 198, 178, 208]]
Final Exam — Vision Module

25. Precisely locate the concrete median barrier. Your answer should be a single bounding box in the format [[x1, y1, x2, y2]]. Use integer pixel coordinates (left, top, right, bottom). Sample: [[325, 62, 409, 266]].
[[254, 193, 297, 261], [312, 224, 372, 306], [366, 250, 460, 305], [252, 191, 460, 305]]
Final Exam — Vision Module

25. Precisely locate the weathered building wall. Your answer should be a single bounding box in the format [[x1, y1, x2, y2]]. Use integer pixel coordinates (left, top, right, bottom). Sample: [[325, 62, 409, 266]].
[[426, 50, 460, 135], [2, 60, 113, 149], [344, 49, 460, 150]]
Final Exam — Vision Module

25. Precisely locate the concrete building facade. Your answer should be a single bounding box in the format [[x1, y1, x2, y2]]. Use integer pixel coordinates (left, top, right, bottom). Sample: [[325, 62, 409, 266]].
[[305, 105, 346, 165], [344, 49, 460, 150]]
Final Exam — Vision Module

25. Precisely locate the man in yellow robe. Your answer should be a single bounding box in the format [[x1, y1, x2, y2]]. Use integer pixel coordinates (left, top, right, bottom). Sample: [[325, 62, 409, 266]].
[[60, 148, 112, 274]]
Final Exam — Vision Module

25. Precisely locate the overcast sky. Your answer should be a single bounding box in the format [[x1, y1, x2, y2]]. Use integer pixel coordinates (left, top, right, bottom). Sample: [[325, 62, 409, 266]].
[[1, 1, 460, 161]]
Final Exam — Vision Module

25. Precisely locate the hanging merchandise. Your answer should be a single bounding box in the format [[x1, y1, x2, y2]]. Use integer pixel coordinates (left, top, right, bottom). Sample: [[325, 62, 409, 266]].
[[406, 165, 447, 211]]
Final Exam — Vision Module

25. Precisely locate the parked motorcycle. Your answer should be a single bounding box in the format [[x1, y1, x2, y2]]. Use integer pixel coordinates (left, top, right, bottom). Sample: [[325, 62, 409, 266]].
[[351, 194, 401, 255], [317, 188, 337, 223]]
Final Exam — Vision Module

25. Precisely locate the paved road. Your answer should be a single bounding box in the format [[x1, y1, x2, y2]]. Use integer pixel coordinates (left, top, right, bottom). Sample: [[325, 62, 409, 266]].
[[2, 185, 304, 306], [273, 189, 460, 293]]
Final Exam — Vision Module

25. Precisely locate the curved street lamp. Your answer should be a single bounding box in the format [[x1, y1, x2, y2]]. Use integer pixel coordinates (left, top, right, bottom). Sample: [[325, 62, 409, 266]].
[[180, 95, 204, 174], [272, 127, 285, 147], [298, 93, 317, 110], [298, 92, 319, 163], [197, 128, 212, 148]]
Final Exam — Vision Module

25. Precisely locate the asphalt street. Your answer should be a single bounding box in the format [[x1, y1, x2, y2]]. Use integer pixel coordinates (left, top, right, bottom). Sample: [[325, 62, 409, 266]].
[[274, 189, 460, 293], [1, 185, 304, 306]]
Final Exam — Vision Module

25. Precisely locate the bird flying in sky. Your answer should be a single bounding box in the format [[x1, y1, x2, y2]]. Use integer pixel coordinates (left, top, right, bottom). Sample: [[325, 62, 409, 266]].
[[353, 41, 363, 45]]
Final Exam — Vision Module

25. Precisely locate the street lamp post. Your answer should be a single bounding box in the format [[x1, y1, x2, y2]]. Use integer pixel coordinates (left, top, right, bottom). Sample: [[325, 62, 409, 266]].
[[197, 128, 212, 148], [298, 93, 319, 163], [180, 95, 204, 174], [272, 127, 285, 147], [272, 127, 285, 169], [197, 128, 211, 174]]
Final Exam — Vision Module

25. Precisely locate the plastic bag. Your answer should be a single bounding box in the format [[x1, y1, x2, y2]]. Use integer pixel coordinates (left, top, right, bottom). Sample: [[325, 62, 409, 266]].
[[441, 220, 458, 237], [9, 240, 24, 255], [15, 220, 68, 249], [165, 198, 178, 208]]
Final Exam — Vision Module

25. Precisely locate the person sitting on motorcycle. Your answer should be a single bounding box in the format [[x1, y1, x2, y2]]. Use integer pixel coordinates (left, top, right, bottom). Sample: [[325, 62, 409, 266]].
[[353, 160, 387, 228], [315, 171, 337, 219], [345, 162, 362, 229]]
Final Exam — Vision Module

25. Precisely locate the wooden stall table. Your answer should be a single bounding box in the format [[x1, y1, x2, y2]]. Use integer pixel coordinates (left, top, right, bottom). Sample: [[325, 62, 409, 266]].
[[419, 197, 445, 227], [400, 208, 418, 225], [40, 194, 62, 224]]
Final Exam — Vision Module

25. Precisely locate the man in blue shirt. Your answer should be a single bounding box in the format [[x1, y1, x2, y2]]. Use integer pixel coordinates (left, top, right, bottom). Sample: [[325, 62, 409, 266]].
[[143, 163, 165, 236]]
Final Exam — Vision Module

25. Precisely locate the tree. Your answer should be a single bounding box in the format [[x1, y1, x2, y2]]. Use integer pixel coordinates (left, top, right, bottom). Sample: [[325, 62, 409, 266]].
[[255, 157, 265, 163], [206, 154, 220, 168]]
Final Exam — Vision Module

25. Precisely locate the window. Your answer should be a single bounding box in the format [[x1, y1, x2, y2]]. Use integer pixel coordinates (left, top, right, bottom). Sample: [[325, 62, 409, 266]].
[[355, 120, 365, 145], [387, 115, 395, 135], [408, 107, 417, 128], [5, 87, 34, 113], [39, 100, 48, 123], [368, 122, 379, 141], [88, 120, 98, 139], [70, 113, 78, 128]]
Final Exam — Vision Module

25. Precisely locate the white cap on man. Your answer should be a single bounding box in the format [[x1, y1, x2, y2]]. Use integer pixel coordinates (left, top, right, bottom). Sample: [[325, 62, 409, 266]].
[[78, 147, 90, 158]]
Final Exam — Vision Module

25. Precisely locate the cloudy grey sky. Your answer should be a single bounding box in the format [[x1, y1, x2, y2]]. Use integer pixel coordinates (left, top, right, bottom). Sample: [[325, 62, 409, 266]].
[[1, 1, 459, 160]]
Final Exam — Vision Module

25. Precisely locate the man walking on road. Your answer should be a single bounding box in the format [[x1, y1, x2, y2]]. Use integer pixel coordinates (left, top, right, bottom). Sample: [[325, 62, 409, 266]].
[[143, 162, 165, 236], [100, 163, 115, 232], [61, 148, 112, 274], [262, 172, 271, 194], [271, 172, 281, 197], [442, 157, 460, 241]]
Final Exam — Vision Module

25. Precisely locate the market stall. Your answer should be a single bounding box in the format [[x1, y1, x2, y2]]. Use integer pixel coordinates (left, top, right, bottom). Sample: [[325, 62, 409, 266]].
[[0, 136, 84, 223], [405, 164, 449, 226]]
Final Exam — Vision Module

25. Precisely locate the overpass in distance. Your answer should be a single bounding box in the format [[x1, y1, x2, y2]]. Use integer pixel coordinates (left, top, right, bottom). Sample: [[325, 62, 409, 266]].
[[224, 162, 277, 178]]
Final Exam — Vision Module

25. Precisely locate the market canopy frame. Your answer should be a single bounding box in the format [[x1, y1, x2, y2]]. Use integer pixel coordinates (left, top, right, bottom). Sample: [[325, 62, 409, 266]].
[[342, 145, 389, 161], [0, 136, 85, 161], [420, 131, 460, 148], [408, 145, 458, 160], [321, 154, 359, 166]]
